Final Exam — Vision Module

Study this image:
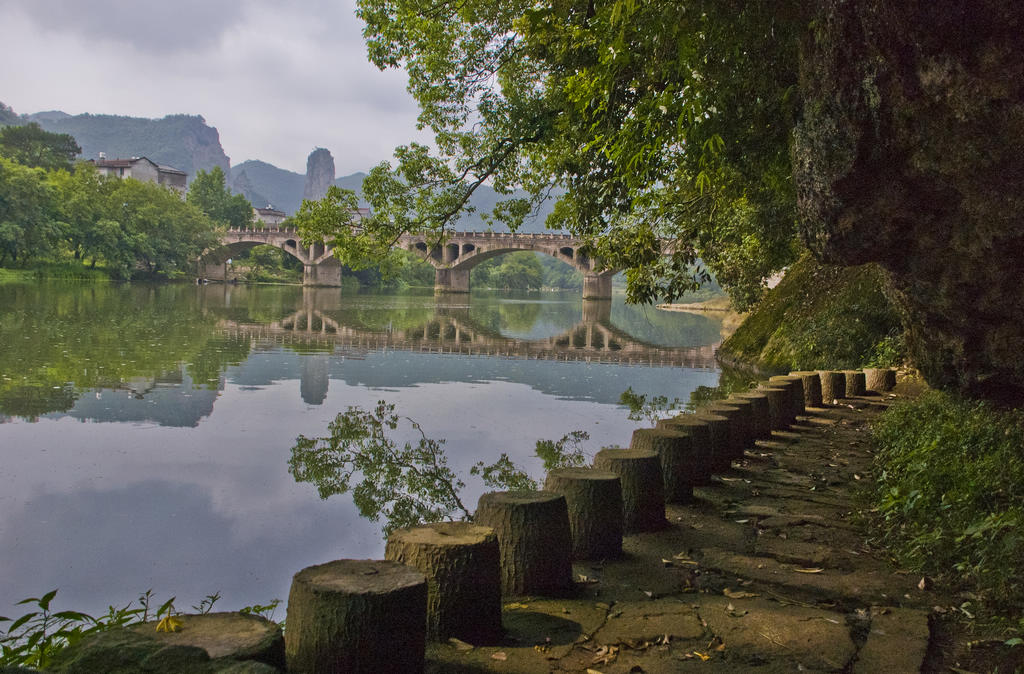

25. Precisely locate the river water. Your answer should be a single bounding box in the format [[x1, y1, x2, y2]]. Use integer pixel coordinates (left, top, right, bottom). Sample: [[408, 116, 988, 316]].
[[0, 282, 723, 616]]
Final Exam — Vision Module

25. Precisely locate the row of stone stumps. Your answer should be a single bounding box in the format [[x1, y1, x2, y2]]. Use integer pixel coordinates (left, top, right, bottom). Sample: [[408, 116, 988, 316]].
[[104, 368, 894, 673], [270, 366, 897, 672]]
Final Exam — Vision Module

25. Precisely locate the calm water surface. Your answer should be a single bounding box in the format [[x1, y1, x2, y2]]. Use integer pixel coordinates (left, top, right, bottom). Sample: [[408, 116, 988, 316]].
[[0, 282, 722, 615]]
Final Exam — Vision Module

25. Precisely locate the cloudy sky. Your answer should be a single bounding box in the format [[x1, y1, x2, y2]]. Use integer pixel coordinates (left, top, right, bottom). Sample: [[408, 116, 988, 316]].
[[0, 0, 427, 174]]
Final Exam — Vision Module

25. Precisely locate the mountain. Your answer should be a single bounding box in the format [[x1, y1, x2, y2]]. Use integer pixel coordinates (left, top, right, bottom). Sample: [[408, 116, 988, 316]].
[[231, 160, 558, 232], [230, 160, 307, 213], [28, 112, 230, 179]]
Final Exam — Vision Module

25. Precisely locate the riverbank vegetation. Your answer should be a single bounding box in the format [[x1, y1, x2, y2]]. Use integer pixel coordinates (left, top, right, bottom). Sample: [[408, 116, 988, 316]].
[[873, 391, 1024, 623]]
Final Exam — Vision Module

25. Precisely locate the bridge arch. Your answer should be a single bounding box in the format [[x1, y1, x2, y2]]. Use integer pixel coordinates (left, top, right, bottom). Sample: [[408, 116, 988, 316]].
[[208, 227, 617, 298], [401, 232, 617, 298]]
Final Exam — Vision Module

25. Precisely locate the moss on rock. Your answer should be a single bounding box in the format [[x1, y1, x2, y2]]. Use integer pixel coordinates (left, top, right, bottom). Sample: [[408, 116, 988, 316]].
[[717, 254, 902, 373]]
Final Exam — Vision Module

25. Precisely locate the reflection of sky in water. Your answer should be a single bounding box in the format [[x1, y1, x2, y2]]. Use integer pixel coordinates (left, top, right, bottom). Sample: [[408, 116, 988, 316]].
[[2, 356, 718, 616], [0, 286, 723, 617]]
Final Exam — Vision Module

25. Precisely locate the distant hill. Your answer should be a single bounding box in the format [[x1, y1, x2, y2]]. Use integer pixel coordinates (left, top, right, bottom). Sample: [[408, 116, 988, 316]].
[[231, 161, 558, 232], [3, 101, 560, 231], [28, 112, 230, 179]]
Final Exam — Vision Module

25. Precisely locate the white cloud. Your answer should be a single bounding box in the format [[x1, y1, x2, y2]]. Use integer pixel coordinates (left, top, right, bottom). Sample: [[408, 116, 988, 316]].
[[0, 0, 427, 174]]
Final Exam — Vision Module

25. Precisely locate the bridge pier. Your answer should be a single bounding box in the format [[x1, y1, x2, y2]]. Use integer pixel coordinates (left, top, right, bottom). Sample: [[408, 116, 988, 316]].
[[582, 273, 614, 300], [304, 260, 343, 287], [434, 268, 470, 294], [581, 299, 612, 323]]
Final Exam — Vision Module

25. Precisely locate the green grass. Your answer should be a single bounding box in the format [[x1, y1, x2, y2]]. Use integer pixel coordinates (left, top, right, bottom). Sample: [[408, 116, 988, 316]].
[[717, 253, 904, 373], [872, 390, 1024, 619]]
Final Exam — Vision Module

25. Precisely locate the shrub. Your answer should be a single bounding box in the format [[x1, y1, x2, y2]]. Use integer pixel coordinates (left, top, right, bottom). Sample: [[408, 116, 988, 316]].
[[872, 390, 1024, 616]]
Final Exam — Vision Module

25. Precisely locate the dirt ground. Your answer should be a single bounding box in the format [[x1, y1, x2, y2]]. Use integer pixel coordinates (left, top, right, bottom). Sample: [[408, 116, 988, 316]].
[[426, 392, 1024, 673]]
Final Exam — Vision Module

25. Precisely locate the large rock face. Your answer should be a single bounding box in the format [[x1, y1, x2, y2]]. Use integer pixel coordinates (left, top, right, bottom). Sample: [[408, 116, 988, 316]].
[[32, 113, 230, 180], [302, 148, 335, 203], [794, 1, 1024, 392]]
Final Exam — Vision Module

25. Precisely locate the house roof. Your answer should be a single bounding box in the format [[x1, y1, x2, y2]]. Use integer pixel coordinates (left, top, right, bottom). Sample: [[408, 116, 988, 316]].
[[92, 156, 185, 175]]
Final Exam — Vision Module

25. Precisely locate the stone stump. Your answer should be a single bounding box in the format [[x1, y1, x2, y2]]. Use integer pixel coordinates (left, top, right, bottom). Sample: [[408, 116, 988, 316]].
[[695, 411, 732, 471], [865, 368, 897, 392], [593, 448, 666, 533], [769, 375, 806, 418], [758, 385, 791, 430], [655, 415, 714, 485], [790, 371, 824, 407], [543, 468, 623, 559], [730, 391, 772, 440], [709, 399, 755, 452], [844, 370, 867, 397], [474, 491, 573, 596], [385, 522, 502, 644], [285, 559, 427, 674], [818, 370, 846, 402], [630, 428, 701, 503]]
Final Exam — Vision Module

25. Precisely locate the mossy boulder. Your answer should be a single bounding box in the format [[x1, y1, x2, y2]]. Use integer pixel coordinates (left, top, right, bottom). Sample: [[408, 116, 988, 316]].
[[46, 627, 281, 674], [717, 254, 901, 373], [794, 0, 1024, 393]]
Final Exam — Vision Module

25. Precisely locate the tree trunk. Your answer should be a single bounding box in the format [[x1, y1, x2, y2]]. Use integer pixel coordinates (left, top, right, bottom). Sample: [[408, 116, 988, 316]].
[[865, 368, 897, 392], [758, 385, 791, 430], [285, 559, 427, 674], [730, 391, 772, 440], [543, 468, 623, 559], [385, 522, 502, 644], [843, 370, 867, 396], [473, 491, 573, 596], [818, 370, 846, 402], [655, 415, 714, 485], [790, 371, 824, 407], [630, 428, 702, 503], [593, 448, 665, 533]]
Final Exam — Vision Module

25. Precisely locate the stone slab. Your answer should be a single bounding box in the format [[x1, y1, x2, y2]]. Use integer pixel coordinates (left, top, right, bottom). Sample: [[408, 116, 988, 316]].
[[853, 607, 931, 673], [700, 595, 856, 671]]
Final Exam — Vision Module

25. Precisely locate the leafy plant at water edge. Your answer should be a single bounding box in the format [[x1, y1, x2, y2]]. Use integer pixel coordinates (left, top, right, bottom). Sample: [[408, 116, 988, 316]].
[[872, 390, 1024, 616], [619, 387, 683, 425], [290, 400, 473, 536], [0, 589, 284, 668], [290, 401, 594, 535], [0, 589, 175, 669]]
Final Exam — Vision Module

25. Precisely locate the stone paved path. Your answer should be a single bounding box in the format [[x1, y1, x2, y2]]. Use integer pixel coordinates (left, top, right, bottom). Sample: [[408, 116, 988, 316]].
[[426, 394, 936, 673]]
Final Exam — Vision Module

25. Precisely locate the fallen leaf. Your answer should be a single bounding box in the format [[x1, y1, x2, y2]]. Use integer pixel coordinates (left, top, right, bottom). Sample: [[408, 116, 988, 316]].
[[794, 567, 824, 574], [156, 615, 183, 633], [723, 588, 758, 599], [642, 590, 654, 598], [491, 651, 507, 661], [734, 519, 750, 524], [504, 602, 529, 610], [578, 574, 599, 584], [918, 576, 933, 591], [692, 650, 711, 661], [448, 637, 474, 652]]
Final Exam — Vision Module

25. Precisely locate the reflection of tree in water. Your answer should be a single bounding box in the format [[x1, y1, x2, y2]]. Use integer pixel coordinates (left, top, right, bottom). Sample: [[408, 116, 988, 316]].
[[497, 302, 542, 332], [289, 402, 588, 536], [0, 283, 245, 417], [0, 383, 77, 420]]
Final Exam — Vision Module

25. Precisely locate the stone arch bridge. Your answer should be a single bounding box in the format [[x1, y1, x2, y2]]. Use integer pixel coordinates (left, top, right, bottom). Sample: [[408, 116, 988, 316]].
[[201, 228, 617, 299]]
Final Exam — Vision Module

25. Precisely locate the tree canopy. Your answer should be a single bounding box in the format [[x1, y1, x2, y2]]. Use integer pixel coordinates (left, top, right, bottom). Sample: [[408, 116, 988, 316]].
[[346, 0, 806, 307], [0, 123, 81, 172], [187, 166, 253, 229]]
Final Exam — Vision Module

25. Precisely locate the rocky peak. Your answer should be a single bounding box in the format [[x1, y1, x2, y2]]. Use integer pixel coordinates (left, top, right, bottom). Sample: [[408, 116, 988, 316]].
[[302, 148, 335, 202]]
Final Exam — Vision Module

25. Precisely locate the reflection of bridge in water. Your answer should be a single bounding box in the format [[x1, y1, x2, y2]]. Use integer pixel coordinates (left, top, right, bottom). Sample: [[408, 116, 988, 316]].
[[218, 303, 718, 369]]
